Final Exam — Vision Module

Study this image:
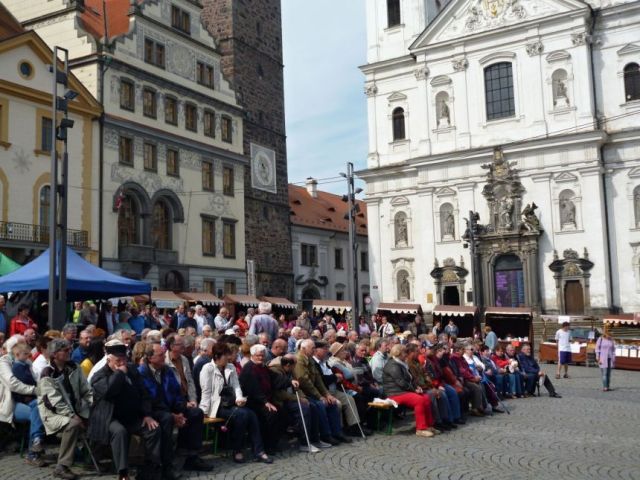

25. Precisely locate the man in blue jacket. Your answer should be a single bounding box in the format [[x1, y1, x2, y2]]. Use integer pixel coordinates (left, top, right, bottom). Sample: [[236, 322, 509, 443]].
[[138, 343, 213, 476], [517, 344, 562, 398]]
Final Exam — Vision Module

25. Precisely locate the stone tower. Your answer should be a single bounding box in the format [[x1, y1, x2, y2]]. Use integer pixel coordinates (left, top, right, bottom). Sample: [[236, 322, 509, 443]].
[[201, 0, 293, 298]]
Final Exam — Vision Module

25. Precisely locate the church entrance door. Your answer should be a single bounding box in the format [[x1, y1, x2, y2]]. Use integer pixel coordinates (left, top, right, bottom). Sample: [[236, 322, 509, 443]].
[[443, 286, 460, 306], [564, 280, 584, 315], [494, 254, 525, 307]]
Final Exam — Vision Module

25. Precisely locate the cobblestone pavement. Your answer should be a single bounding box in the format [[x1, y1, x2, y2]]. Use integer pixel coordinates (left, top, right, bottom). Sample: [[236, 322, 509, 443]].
[[2, 366, 639, 480]]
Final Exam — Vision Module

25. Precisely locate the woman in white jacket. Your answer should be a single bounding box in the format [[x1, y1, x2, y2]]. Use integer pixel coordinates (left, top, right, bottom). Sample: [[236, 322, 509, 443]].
[[199, 342, 272, 464]]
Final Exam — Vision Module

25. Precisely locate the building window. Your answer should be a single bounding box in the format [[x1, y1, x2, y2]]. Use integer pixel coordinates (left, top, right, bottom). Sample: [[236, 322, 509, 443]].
[[624, 63, 640, 102], [118, 194, 138, 246], [143, 142, 157, 172], [222, 220, 236, 258], [203, 279, 215, 293], [202, 160, 214, 191], [152, 200, 171, 249], [335, 248, 343, 269], [392, 107, 405, 141], [202, 216, 216, 256], [144, 38, 165, 68], [39, 185, 51, 227], [224, 280, 236, 295], [119, 136, 133, 166], [204, 110, 215, 138], [336, 291, 345, 301], [360, 251, 369, 271], [221, 115, 232, 143], [171, 5, 190, 34], [484, 62, 515, 120], [185, 103, 197, 132], [223, 166, 234, 196], [166, 148, 179, 177], [387, 0, 401, 27], [143, 88, 157, 118], [197, 62, 214, 88], [120, 79, 135, 111], [301, 243, 318, 266], [40, 117, 53, 152], [164, 96, 177, 125]]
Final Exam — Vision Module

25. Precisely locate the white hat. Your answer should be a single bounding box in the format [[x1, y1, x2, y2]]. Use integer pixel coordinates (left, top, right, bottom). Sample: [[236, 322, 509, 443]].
[[225, 329, 236, 336]]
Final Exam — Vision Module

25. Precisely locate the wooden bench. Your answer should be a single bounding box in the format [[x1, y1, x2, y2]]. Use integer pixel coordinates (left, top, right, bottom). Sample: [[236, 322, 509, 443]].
[[368, 402, 394, 435], [203, 417, 225, 454]]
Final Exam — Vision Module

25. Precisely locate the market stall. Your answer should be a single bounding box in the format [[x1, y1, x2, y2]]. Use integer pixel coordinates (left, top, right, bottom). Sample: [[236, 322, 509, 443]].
[[432, 305, 478, 338], [151, 290, 185, 309], [223, 294, 261, 319], [180, 292, 224, 307], [377, 302, 422, 331], [484, 307, 533, 345], [539, 342, 588, 364], [261, 296, 298, 318], [603, 314, 640, 371], [537, 315, 597, 364]]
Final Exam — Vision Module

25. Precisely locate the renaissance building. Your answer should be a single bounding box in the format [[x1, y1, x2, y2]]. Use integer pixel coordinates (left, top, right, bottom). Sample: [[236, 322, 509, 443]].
[[360, 0, 640, 315]]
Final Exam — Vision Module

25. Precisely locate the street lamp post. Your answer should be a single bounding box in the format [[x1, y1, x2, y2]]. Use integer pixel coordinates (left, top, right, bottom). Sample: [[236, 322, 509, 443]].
[[341, 163, 363, 330], [464, 210, 484, 309]]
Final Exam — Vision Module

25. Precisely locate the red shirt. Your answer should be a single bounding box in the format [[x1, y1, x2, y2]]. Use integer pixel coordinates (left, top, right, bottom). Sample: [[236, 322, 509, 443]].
[[235, 319, 248, 337], [9, 315, 37, 336]]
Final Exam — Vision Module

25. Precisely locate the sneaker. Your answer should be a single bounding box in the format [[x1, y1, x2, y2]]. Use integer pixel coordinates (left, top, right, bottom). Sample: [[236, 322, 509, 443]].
[[299, 444, 320, 453], [428, 427, 441, 435], [52, 464, 78, 480], [313, 440, 332, 449], [25, 454, 47, 468], [416, 429, 434, 438], [30, 437, 44, 453]]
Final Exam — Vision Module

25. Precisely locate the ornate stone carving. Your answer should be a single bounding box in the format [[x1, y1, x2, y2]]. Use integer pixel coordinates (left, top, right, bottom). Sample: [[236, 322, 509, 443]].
[[414, 66, 429, 81], [398, 270, 411, 300], [394, 212, 408, 247], [520, 203, 540, 232], [563, 263, 582, 276], [571, 32, 588, 46], [452, 58, 469, 72], [563, 249, 579, 260], [364, 83, 378, 97], [526, 41, 544, 56], [443, 257, 456, 267], [481, 148, 525, 233], [442, 270, 458, 282]]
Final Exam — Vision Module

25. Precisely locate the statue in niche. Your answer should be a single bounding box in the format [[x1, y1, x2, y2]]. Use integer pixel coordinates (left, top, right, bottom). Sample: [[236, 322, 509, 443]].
[[437, 96, 450, 127], [521, 203, 540, 232], [398, 271, 411, 300], [560, 199, 576, 228], [499, 197, 514, 229], [634, 188, 640, 228], [443, 212, 455, 238], [395, 214, 408, 247], [554, 79, 570, 107]]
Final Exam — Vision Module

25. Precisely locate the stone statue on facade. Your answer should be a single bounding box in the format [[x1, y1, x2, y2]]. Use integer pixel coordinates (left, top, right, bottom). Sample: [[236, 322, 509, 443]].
[[399, 273, 411, 300], [395, 214, 408, 247], [438, 98, 451, 127], [443, 212, 455, 237], [560, 199, 576, 228], [520, 202, 540, 232], [499, 197, 514, 229]]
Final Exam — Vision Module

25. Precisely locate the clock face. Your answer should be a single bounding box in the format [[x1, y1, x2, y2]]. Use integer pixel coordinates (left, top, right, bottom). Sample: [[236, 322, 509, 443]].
[[255, 152, 273, 186], [250, 143, 277, 193]]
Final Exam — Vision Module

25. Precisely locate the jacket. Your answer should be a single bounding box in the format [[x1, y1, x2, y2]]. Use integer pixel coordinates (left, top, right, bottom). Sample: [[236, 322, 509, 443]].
[[595, 337, 616, 369], [294, 352, 327, 400], [88, 363, 151, 444], [138, 362, 186, 414], [516, 353, 540, 375], [248, 314, 278, 342], [198, 362, 245, 418], [424, 355, 444, 388], [369, 351, 388, 384], [240, 360, 290, 409], [0, 354, 36, 423], [269, 364, 305, 407], [165, 351, 197, 403], [37, 361, 92, 435], [352, 356, 376, 387], [450, 354, 478, 382], [408, 359, 433, 390], [382, 358, 414, 397]]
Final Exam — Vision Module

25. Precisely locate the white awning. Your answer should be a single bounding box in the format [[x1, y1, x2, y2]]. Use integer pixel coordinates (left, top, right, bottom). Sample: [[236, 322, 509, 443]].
[[603, 314, 639, 326], [377, 303, 421, 314], [312, 300, 352, 313], [433, 305, 478, 317]]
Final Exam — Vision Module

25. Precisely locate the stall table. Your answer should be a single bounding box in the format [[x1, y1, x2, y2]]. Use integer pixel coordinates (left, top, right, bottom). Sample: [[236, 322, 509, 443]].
[[603, 315, 640, 372], [539, 342, 588, 364]]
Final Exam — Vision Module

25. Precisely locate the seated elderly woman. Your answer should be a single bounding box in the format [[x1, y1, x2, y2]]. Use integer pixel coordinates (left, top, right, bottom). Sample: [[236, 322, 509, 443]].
[[382, 344, 436, 438], [199, 342, 272, 464]]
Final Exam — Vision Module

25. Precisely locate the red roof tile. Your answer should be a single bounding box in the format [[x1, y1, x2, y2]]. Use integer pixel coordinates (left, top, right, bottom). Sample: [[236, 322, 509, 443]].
[[79, 0, 134, 42], [0, 3, 24, 40], [289, 184, 367, 236]]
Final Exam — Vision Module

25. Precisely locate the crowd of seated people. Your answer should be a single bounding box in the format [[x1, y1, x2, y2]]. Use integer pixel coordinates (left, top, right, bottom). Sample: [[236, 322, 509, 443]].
[[0, 303, 562, 479]]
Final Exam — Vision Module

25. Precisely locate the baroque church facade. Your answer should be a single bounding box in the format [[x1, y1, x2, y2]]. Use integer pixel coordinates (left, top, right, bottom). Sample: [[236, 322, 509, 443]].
[[360, 0, 640, 314]]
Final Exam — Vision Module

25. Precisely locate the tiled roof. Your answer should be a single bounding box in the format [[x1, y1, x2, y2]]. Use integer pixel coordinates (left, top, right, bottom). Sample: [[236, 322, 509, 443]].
[[289, 184, 367, 236], [0, 3, 24, 40], [79, 0, 134, 43]]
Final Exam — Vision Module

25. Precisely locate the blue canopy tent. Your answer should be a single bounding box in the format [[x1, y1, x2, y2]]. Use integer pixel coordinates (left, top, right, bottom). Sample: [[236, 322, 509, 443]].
[[0, 247, 151, 300]]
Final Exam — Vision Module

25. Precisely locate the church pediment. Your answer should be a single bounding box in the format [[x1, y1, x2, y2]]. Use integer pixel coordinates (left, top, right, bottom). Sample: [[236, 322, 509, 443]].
[[387, 91, 407, 103], [628, 166, 640, 178], [411, 0, 589, 49], [554, 171, 578, 183], [617, 43, 640, 57], [435, 186, 457, 197]]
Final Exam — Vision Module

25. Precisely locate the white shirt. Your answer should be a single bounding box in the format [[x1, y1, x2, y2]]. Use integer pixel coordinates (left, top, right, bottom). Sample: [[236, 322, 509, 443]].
[[555, 329, 572, 352], [194, 314, 206, 335], [32, 355, 48, 381]]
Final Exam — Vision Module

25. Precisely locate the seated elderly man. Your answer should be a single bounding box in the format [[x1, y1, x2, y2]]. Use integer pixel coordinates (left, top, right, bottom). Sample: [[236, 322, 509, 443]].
[[369, 338, 390, 386], [382, 344, 435, 438], [517, 344, 562, 398], [38, 339, 92, 480], [193, 337, 215, 403], [266, 338, 287, 364], [425, 343, 464, 425], [288, 326, 303, 353], [138, 343, 212, 473], [164, 334, 197, 406], [89, 340, 163, 480], [294, 339, 345, 445], [248, 302, 279, 343]]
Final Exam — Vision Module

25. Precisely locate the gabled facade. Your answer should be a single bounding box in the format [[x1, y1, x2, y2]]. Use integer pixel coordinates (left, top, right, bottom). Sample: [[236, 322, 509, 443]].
[[360, 0, 640, 314], [6, 0, 248, 294], [0, 24, 101, 264]]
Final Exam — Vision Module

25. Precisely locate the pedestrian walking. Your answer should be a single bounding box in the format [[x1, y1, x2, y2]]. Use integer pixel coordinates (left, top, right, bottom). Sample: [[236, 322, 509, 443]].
[[555, 322, 572, 379], [595, 330, 616, 392]]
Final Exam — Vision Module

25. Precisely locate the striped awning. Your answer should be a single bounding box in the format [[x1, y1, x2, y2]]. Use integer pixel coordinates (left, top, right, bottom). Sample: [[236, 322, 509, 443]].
[[603, 314, 639, 326], [261, 296, 297, 309], [179, 292, 224, 306], [377, 302, 421, 314], [484, 307, 533, 316], [312, 300, 352, 313], [433, 305, 478, 317], [151, 291, 184, 308], [223, 294, 261, 307]]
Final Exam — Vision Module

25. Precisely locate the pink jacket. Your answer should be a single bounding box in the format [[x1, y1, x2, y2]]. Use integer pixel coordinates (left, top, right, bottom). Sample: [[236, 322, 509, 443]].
[[595, 337, 616, 369]]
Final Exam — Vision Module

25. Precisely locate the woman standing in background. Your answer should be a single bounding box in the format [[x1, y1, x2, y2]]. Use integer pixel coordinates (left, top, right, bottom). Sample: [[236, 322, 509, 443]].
[[595, 329, 616, 392]]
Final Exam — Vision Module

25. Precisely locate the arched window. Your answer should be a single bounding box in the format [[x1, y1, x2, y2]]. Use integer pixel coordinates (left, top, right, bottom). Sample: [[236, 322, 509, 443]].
[[394, 211, 408, 247], [39, 185, 50, 227], [484, 62, 515, 120], [392, 107, 405, 141], [624, 63, 640, 102], [559, 189, 577, 230], [397, 270, 410, 300], [551, 69, 569, 107], [387, 0, 401, 27], [118, 194, 139, 246], [440, 202, 455, 240], [152, 200, 171, 250], [634, 185, 640, 228]]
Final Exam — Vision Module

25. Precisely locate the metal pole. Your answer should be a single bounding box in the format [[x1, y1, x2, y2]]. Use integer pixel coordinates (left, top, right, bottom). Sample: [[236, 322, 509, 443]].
[[59, 50, 69, 311], [346, 162, 358, 330], [48, 47, 59, 330]]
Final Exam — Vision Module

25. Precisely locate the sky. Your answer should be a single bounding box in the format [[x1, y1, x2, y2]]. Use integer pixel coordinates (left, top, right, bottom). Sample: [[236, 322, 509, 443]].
[[281, 0, 368, 194]]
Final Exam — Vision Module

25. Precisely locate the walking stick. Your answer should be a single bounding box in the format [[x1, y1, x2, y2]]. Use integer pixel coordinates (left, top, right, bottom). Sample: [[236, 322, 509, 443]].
[[340, 384, 366, 439], [295, 390, 314, 451], [485, 379, 510, 415]]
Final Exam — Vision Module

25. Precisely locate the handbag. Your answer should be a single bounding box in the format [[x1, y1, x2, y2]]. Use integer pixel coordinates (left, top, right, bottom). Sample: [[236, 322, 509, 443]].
[[219, 369, 236, 408]]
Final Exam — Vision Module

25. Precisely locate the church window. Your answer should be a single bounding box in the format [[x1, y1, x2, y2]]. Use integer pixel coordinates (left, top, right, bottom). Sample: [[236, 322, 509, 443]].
[[484, 62, 515, 120], [392, 107, 405, 141], [624, 63, 640, 102], [387, 0, 401, 27]]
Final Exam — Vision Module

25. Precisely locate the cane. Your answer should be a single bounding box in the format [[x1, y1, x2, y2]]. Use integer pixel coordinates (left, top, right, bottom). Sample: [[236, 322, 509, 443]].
[[295, 390, 313, 451], [340, 384, 366, 439], [485, 379, 510, 415]]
